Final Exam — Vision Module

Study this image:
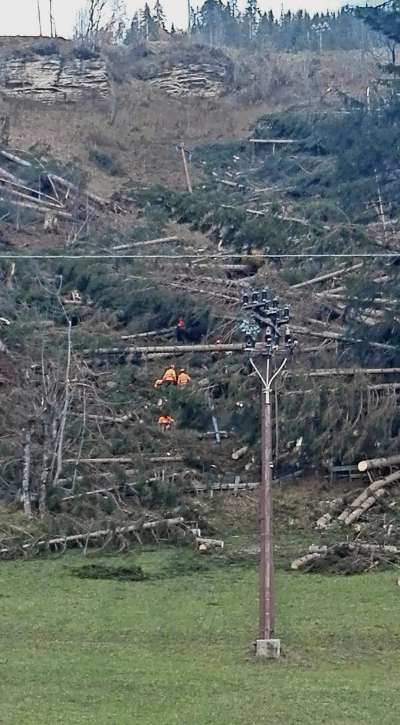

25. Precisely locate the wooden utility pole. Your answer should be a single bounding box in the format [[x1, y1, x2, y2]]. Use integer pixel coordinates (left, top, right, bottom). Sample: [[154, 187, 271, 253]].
[[260, 355, 275, 641], [241, 289, 295, 658]]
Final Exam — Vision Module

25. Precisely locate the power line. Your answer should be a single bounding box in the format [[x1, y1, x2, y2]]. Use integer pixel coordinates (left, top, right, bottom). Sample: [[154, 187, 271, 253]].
[[0, 253, 399, 261]]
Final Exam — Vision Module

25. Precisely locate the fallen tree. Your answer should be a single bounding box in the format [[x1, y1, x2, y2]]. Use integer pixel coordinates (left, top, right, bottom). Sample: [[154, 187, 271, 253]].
[[338, 469, 400, 525], [83, 343, 245, 356], [358, 454, 400, 472], [0, 517, 185, 557], [291, 542, 400, 572]]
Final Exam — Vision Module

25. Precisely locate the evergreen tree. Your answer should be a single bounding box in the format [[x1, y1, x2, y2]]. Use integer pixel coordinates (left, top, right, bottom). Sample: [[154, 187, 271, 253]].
[[141, 2, 158, 40], [198, 0, 224, 45], [124, 12, 143, 44], [357, 0, 400, 63], [244, 0, 259, 42], [153, 0, 166, 31]]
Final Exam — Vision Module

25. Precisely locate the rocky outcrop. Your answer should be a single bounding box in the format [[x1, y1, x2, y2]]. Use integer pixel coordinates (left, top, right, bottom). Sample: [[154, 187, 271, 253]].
[[0, 53, 108, 103], [148, 62, 228, 98]]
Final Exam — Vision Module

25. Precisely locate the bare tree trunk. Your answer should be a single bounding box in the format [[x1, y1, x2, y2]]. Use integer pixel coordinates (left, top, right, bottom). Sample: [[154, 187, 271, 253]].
[[37, 1, 43, 35], [39, 419, 50, 518], [53, 320, 72, 488], [21, 428, 33, 518], [49, 0, 54, 37]]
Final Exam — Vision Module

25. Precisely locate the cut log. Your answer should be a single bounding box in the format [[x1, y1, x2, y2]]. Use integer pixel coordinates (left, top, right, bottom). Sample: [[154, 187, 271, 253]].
[[0, 177, 63, 207], [358, 454, 400, 472], [121, 327, 175, 341], [338, 469, 400, 524], [63, 455, 183, 465], [291, 542, 400, 569], [84, 343, 245, 356], [315, 513, 333, 529], [249, 138, 303, 144], [70, 413, 134, 424], [291, 552, 323, 570], [0, 148, 32, 167], [289, 368, 400, 378], [196, 536, 224, 550], [343, 489, 386, 525], [112, 236, 178, 251], [290, 263, 363, 290], [292, 325, 396, 351], [0, 517, 185, 556], [48, 173, 109, 208], [232, 445, 248, 461], [0, 196, 73, 219]]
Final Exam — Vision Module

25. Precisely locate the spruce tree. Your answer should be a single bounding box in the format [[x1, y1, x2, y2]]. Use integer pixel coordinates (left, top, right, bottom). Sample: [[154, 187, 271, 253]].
[[244, 0, 259, 42], [357, 0, 400, 63], [153, 0, 166, 31], [141, 2, 158, 40]]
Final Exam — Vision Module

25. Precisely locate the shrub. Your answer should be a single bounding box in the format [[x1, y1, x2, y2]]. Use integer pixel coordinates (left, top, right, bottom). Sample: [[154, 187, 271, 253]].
[[72, 43, 99, 61], [35, 41, 59, 57], [88, 148, 122, 177]]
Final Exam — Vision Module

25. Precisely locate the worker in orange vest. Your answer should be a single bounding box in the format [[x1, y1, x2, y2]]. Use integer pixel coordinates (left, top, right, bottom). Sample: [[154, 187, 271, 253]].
[[158, 414, 174, 431], [177, 368, 191, 387], [162, 364, 177, 386]]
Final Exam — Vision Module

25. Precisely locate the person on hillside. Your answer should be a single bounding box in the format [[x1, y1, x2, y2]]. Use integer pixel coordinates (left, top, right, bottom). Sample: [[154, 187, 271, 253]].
[[162, 364, 177, 386], [177, 369, 191, 387], [158, 414, 174, 431], [176, 319, 186, 342]]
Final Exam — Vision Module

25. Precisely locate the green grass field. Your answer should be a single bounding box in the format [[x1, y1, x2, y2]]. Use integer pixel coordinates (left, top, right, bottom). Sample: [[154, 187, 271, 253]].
[[0, 547, 399, 725]]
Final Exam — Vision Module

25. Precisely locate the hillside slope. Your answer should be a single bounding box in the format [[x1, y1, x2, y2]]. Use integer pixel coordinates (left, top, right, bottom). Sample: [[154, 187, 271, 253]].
[[1, 36, 397, 543]]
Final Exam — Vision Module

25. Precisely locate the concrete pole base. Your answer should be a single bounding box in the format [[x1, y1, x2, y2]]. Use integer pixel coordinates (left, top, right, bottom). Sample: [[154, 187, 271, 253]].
[[255, 638, 281, 659]]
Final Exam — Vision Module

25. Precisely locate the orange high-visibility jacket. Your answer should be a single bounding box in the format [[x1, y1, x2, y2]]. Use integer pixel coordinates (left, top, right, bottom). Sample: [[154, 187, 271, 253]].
[[177, 371, 191, 387], [162, 367, 177, 384], [158, 415, 174, 427]]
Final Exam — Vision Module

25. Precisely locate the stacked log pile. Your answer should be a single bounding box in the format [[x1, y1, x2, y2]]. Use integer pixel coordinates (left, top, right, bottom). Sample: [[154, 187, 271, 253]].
[[294, 454, 400, 573]]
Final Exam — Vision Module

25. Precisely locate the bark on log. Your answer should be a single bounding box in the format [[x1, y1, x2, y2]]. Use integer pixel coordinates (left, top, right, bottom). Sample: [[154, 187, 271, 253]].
[[291, 263, 363, 290], [48, 174, 109, 208], [315, 512, 333, 530], [358, 454, 400, 472], [83, 343, 245, 356], [121, 327, 175, 341], [196, 536, 224, 549], [0, 177, 63, 207], [338, 469, 400, 524], [0, 196, 72, 219], [70, 412, 134, 424], [0, 148, 32, 167], [112, 237, 178, 251], [0, 165, 25, 184], [292, 325, 396, 351], [0, 518, 185, 556], [291, 542, 400, 569], [291, 552, 323, 570], [289, 368, 400, 378], [63, 456, 183, 464], [21, 429, 32, 518]]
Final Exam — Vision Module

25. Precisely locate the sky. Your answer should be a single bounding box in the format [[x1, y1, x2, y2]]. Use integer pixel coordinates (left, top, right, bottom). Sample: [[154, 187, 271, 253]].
[[2, 0, 346, 37]]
